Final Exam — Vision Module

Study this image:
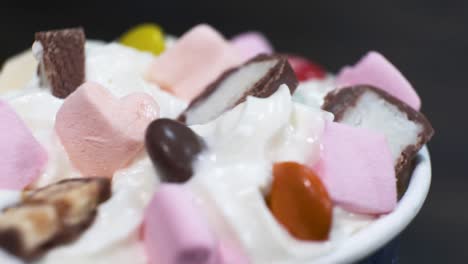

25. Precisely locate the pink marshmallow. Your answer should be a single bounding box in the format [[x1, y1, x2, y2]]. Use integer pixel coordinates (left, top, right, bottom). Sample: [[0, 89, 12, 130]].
[[147, 24, 243, 101], [0, 101, 47, 189], [216, 240, 250, 264], [55, 82, 159, 177], [336, 51, 421, 110], [313, 122, 397, 214], [230, 31, 273, 62], [143, 184, 218, 264]]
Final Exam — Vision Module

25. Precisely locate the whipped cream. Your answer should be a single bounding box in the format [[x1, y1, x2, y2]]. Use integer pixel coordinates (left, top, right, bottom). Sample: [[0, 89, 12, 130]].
[[0, 42, 183, 264], [189, 86, 374, 264], [0, 41, 376, 264]]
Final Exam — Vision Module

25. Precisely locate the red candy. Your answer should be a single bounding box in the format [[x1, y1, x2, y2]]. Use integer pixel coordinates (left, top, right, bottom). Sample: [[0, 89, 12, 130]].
[[287, 55, 326, 81], [267, 162, 332, 241]]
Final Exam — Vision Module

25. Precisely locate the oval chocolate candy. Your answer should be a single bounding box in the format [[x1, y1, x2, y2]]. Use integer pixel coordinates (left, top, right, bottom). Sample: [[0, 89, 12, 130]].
[[145, 118, 205, 183], [267, 162, 332, 241]]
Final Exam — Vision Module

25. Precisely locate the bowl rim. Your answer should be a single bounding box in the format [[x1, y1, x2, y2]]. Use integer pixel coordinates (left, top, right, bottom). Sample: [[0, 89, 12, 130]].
[[313, 146, 432, 264]]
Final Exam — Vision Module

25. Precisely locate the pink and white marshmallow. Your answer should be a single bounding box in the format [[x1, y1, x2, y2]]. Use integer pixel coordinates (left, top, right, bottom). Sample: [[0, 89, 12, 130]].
[[336, 51, 421, 110], [143, 184, 218, 264], [313, 122, 397, 214], [55, 82, 159, 177], [147, 24, 243, 101], [230, 31, 273, 62], [0, 101, 47, 189]]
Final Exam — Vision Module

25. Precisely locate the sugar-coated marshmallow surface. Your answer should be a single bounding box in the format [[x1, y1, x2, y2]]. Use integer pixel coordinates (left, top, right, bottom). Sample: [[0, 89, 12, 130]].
[[314, 122, 397, 214], [0, 23, 434, 264], [0, 101, 47, 189], [147, 24, 243, 101], [144, 184, 218, 264], [336, 51, 421, 110], [230, 32, 274, 61]]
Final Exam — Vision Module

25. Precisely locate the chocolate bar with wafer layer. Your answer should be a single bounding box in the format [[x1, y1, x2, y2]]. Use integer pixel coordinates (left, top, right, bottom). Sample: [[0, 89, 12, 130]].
[[35, 27, 86, 99], [322, 85, 434, 197], [178, 54, 298, 125], [0, 178, 111, 260]]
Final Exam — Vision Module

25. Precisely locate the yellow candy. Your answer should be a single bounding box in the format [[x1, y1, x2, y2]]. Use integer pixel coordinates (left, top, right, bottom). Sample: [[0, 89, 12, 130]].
[[120, 23, 165, 55]]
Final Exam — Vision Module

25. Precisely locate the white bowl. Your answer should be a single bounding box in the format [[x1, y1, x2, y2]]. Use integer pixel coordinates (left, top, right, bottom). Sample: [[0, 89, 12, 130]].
[[314, 146, 432, 264]]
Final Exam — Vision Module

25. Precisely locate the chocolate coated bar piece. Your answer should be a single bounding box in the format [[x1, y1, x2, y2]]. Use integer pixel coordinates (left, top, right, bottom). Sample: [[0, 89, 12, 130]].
[[178, 54, 298, 125], [0, 178, 111, 260], [323, 85, 434, 197], [35, 27, 86, 99], [0, 203, 60, 260], [25, 178, 111, 226]]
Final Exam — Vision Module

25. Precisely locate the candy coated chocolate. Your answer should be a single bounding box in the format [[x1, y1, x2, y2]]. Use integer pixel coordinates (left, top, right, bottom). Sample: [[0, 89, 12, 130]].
[[0, 100, 47, 189], [268, 162, 332, 241], [145, 118, 204, 183], [120, 23, 165, 55], [143, 184, 218, 264], [287, 55, 326, 81]]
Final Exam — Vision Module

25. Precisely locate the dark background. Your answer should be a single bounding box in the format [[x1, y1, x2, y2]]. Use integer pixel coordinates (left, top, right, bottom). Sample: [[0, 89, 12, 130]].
[[1, 1, 466, 262]]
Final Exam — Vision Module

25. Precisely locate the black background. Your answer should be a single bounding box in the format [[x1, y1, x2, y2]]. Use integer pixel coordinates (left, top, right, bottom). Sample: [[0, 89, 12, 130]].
[[1, 1, 466, 263]]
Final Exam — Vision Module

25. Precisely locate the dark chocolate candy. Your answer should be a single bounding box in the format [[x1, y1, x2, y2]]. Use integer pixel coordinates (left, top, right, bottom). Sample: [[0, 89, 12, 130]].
[[35, 27, 86, 99], [322, 85, 434, 198], [178, 54, 298, 125], [0, 178, 111, 260], [145, 118, 205, 183]]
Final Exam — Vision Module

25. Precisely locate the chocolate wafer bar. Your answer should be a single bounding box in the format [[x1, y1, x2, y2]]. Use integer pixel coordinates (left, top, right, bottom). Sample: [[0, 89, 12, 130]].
[[0, 178, 111, 260], [0, 203, 60, 260], [322, 85, 434, 197], [178, 54, 298, 125], [24, 178, 111, 226], [35, 27, 85, 99]]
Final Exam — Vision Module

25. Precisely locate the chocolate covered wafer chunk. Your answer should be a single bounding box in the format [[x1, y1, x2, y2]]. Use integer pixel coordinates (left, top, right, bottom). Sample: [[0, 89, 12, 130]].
[[323, 85, 434, 197], [24, 178, 111, 227], [178, 54, 298, 125], [0, 178, 111, 260], [0, 204, 60, 260], [35, 27, 85, 98]]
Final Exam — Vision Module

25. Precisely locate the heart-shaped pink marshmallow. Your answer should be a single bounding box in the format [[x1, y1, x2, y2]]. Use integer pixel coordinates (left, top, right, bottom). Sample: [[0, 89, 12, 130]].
[[55, 81, 159, 177]]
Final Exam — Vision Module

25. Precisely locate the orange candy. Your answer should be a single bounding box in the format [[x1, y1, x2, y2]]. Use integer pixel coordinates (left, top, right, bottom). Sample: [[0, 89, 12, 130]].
[[268, 162, 332, 241]]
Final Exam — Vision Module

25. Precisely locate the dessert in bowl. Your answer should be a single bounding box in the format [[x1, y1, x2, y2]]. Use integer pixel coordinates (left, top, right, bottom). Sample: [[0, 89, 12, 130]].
[[0, 24, 433, 264]]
